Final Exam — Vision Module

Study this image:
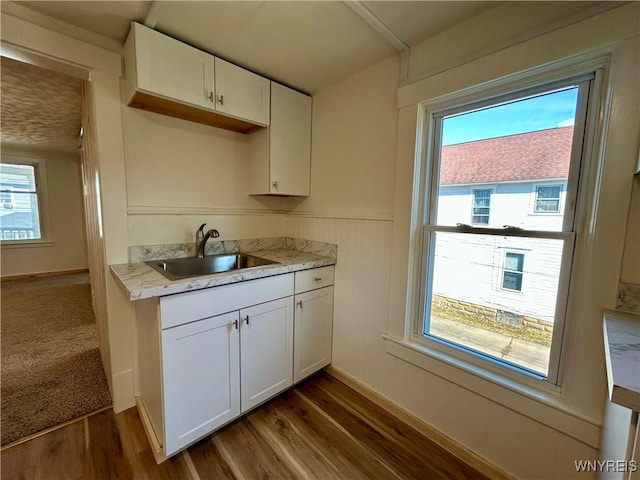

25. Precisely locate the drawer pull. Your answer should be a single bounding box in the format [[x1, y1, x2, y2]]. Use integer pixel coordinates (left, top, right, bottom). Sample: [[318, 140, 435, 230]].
[[314, 277, 322, 282]]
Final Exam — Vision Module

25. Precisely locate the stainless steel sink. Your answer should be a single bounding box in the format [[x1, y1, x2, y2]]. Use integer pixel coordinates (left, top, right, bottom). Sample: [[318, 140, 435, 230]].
[[147, 253, 279, 280]]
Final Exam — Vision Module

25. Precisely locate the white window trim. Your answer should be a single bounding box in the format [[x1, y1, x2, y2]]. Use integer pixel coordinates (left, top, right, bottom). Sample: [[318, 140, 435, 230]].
[[422, 77, 589, 383], [0, 155, 51, 244], [382, 333, 601, 448], [396, 52, 609, 405], [530, 182, 565, 216], [470, 186, 493, 225], [501, 251, 525, 293]]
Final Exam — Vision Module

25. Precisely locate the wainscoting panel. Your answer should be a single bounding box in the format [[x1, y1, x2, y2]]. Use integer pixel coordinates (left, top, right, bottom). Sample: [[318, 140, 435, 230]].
[[285, 215, 598, 479]]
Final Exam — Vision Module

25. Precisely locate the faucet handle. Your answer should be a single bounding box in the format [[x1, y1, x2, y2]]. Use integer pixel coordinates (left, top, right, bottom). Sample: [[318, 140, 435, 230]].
[[198, 223, 206, 233]]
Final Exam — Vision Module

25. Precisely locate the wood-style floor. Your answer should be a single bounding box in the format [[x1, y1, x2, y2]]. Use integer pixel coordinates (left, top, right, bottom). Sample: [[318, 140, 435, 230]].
[[1, 372, 491, 480]]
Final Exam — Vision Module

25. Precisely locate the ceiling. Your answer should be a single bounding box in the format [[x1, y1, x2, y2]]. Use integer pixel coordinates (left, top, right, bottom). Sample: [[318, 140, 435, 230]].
[[6, 1, 501, 93], [1, 56, 82, 154], [0, 1, 610, 154]]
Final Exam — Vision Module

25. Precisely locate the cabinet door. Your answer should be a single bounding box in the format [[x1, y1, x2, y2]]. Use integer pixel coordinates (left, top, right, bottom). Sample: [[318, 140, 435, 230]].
[[134, 23, 215, 111], [162, 311, 240, 455], [240, 297, 293, 412], [215, 57, 270, 126], [294, 286, 334, 383], [270, 82, 312, 195]]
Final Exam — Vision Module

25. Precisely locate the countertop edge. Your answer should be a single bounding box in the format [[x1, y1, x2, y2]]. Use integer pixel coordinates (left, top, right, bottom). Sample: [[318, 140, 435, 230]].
[[110, 250, 337, 301], [603, 309, 640, 412]]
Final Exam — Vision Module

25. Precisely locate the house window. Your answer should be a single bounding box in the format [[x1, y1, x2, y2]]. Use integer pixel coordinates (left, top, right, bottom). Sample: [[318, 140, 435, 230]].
[[502, 252, 525, 291], [471, 189, 491, 224], [534, 185, 562, 213], [417, 70, 595, 383], [0, 161, 44, 241]]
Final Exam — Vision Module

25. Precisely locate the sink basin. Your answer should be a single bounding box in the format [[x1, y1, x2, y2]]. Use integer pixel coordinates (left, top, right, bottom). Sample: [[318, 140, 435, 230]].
[[147, 253, 279, 280]]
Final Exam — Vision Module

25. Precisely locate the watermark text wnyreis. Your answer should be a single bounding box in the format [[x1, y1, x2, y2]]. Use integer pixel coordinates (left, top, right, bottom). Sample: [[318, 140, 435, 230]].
[[575, 460, 637, 473]]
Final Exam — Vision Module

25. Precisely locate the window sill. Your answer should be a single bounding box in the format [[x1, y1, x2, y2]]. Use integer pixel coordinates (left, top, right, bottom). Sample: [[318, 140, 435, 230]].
[[383, 333, 601, 448], [0, 240, 54, 249]]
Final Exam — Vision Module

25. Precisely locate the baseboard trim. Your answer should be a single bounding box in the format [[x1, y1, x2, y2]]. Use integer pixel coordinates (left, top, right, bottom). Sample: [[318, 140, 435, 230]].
[[135, 397, 166, 464], [1, 268, 89, 282], [324, 365, 516, 480]]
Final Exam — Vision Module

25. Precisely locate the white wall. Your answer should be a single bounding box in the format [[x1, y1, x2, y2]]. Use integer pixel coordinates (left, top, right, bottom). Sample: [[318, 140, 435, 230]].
[[5, 5, 638, 476], [291, 4, 639, 479], [620, 177, 640, 285], [121, 106, 289, 249], [1, 13, 134, 411], [0, 146, 88, 276], [405, 2, 619, 85], [288, 55, 398, 221], [286, 54, 399, 424]]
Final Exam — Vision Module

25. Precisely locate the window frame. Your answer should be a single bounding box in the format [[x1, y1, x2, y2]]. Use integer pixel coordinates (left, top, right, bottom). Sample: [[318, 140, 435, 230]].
[[532, 183, 564, 215], [501, 251, 525, 293], [410, 68, 600, 387], [0, 156, 50, 245], [470, 187, 493, 225]]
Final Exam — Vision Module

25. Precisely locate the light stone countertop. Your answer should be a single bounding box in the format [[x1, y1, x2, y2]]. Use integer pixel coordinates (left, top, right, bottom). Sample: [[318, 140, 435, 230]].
[[603, 309, 640, 412], [110, 248, 336, 301]]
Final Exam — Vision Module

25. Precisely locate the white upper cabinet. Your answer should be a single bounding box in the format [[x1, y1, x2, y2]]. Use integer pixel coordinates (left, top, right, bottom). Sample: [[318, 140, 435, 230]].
[[248, 82, 312, 196], [130, 22, 214, 111], [124, 22, 270, 133], [215, 58, 270, 126]]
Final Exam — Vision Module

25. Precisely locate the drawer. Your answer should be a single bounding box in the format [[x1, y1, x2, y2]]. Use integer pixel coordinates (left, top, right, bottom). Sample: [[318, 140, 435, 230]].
[[160, 273, 294, 329], [295, 266, 334, 294]]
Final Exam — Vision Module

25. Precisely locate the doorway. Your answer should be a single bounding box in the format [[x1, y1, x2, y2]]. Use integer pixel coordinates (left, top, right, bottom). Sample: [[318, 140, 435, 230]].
[[0, 56, 111, 446]]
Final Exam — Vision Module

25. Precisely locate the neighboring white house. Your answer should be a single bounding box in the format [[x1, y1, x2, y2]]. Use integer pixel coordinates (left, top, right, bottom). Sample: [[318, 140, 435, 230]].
[[432, 126, 573, 324]]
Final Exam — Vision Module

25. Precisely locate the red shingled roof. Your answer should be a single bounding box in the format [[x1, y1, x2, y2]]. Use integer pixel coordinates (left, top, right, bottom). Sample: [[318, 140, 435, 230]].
[[440, 126, 573, 185]]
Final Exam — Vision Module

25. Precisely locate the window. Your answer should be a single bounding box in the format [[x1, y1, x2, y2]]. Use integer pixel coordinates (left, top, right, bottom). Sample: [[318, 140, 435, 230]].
[[0, 161, 44, 241], [502, 252, 524, 291], [534, 185, 562, 213], [417, 72, 594, 383], [471, 189, 491, 224]]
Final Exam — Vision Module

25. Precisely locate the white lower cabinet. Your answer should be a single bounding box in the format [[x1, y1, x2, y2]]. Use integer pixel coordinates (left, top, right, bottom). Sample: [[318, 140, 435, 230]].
[[293, 286, 334, 383], [162, 297, 293, 456], [240, 297, 293, 412], [293, 266, 335, 383], [135, 267, 334, 461], [162, 310, 240, 456]]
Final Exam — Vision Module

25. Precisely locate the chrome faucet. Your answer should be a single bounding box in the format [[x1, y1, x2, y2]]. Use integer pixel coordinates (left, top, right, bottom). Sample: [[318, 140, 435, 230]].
[[195, 223, 220, 258]]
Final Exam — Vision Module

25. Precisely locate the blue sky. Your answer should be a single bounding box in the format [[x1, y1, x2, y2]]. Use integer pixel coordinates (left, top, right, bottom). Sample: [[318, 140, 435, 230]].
[[441, 87, 579, 146]]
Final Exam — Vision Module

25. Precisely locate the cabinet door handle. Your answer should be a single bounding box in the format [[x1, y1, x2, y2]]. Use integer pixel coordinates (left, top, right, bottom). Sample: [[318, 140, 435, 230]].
[[314, 277, 322, 282], [231, 319, 238, 330], [244, 315, 250, 325], [297, 300, 303, 310], [218, 94, 224, 105], [272, 180, 278, 190], [208, 91, 214, 102]]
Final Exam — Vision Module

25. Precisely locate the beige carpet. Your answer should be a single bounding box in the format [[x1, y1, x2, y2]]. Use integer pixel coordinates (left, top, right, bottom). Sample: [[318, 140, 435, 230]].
[[1, 272, 112, 445]]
